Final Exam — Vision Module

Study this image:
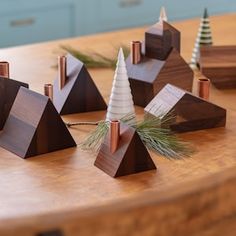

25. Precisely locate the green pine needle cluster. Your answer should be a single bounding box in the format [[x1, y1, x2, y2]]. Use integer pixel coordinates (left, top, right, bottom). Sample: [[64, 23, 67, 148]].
[[59, 45, 130, 69], [80, 114, 192, 159]]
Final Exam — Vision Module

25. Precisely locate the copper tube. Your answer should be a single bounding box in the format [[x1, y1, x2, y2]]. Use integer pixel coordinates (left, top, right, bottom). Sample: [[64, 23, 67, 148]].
[[44, 84, 53, 101], [0, 61, 10, 78], [131, 41, 142, 64], [198, 78, 210, 100], [58, 56, 67, 89], [110, 120, 120, 154]]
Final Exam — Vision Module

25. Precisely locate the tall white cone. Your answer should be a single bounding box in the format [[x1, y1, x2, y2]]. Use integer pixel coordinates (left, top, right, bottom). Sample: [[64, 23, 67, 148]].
[[159, 6, 168, 22], [190, 8, 213, 68], [106, 48, 135, 121]]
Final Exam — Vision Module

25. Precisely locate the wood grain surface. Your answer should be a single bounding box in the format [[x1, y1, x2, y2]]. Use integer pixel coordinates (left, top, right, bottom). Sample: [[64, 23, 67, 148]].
[[0, 13, 236, 236]]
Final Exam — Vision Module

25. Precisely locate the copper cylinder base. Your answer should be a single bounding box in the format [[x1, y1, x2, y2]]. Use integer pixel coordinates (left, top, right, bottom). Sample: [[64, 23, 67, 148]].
[[0, 61, 10, 78], [131, 41, 142, 64], [58, 56, 67, 90], [44, 84, 53, 101], [198, 78, 210, 100], [110, 120, 120, 154]]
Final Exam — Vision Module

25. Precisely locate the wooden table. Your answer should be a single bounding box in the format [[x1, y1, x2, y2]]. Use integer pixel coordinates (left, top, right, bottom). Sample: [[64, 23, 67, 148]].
[[0, 13, 236, 236]]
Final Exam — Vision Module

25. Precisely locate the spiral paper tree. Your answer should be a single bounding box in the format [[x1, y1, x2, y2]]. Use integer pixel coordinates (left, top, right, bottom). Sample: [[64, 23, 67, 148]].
[[106, 48, 135, 121], [190, 8, 213, 68]]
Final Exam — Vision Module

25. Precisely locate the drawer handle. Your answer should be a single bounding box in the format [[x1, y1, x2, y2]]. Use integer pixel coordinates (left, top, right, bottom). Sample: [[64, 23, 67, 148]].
[[10, 18, 35, 27], [119, 0, 142, 7]]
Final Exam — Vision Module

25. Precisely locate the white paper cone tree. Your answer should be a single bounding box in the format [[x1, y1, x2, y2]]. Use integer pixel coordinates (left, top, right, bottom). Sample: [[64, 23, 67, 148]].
[[190, 8, 213, 68], [159, 6, 168, 22], [106, 48, 135, 121]]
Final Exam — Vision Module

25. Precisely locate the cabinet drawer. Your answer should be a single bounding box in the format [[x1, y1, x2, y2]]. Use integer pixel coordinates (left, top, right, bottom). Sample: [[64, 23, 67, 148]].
[[97, 0, 161, 30], [0, 5, 74, 47]]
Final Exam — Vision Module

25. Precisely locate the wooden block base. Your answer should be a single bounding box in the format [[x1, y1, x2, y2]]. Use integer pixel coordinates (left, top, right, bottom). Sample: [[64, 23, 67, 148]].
[[0, 77, 28, 130], [199, 46, 236, 89], [95, 123, 156, 178], [53, 54, 107, 115], [0, 87, 76, 158], [127, 48, 193, 107], [145, 84, 226, 133]]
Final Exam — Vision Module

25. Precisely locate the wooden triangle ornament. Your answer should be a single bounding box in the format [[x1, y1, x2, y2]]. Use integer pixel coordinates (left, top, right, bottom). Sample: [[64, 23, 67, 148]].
[[53, 54, 107, 115], [0, 87, 76, 158], [94, 122, 156, 178], [0, 77, 29, 130], [145, 84, 226, 132]]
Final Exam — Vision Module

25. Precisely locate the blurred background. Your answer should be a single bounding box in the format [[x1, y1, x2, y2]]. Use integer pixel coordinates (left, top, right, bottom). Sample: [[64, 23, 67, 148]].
[[0, 0, 236, 48]]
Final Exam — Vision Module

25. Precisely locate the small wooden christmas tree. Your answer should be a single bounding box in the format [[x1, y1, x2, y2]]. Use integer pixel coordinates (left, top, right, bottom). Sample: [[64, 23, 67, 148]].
[[190, 8, 213, 68], [106, 48, 135, 121]]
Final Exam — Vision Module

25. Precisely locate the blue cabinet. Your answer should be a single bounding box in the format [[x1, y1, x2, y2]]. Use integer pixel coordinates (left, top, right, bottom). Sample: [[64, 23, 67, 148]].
[[0, 0, 236, 48], [0, 0, 76, 47]]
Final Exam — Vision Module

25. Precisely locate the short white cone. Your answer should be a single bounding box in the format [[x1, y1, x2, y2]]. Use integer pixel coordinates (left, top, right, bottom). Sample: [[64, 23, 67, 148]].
[[159, 6, 168, 22], [106, 48, 135, 121]]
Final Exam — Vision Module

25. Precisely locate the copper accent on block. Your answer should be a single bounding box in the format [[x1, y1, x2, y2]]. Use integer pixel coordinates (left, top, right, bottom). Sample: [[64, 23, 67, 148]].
[[131, 41, 142, 64], [198, 78, 210, 100], [110, 120, 120, 154], [0, 61, 10, 78], [58, 56, 67, 89], [44, 84, 53, 101]]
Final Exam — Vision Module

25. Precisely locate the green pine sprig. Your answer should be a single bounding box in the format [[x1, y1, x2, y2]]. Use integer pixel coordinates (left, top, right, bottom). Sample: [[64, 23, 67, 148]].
[[79, 114, 193, 159], [59, 45, 130, 69]]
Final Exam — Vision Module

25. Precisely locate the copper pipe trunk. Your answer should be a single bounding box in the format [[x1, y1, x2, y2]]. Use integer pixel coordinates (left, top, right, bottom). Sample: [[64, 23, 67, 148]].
[[44, 84, 53, 101], [131, 41, 142, 64], [110, 120, 120, 154], [0, 61, 10, 78], [58, 56, 67, 89], [198, 78, 210, 100]]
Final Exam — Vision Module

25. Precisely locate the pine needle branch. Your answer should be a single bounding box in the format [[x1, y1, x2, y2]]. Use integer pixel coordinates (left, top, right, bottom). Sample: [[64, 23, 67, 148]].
[[79, 113, 193, 159], [59, 45, 130, 69]]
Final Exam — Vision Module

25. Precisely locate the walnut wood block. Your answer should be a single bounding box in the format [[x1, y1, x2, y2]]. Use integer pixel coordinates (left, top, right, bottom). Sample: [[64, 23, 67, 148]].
[[0, 77, 28, 130], [95, 123, 156, 177], [53, 54, 107, 115], [0, 13, 236, 236], [199, 46, 236, 89], [145, 84, 226, 132], [145, 21, 180, 60], [127, 48, 193, 107], [0, 87, 76, 158]]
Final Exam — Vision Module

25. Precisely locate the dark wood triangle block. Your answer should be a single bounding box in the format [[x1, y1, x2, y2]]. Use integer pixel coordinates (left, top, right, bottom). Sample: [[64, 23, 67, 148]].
[[0, 77, 29, 130], [94, 123, 156, 178], [144, 84, 226, 133], [0, 87, 76, 159], [199, 45, 236, 89], [126, 48, 193, 107], [53, 53, 107, 115]]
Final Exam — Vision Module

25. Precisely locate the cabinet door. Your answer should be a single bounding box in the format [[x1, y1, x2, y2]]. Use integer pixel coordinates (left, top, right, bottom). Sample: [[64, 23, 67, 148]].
[[0, 5, 75, 47], [91, 0, 236, 33], [96, 0, 161, 31]]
